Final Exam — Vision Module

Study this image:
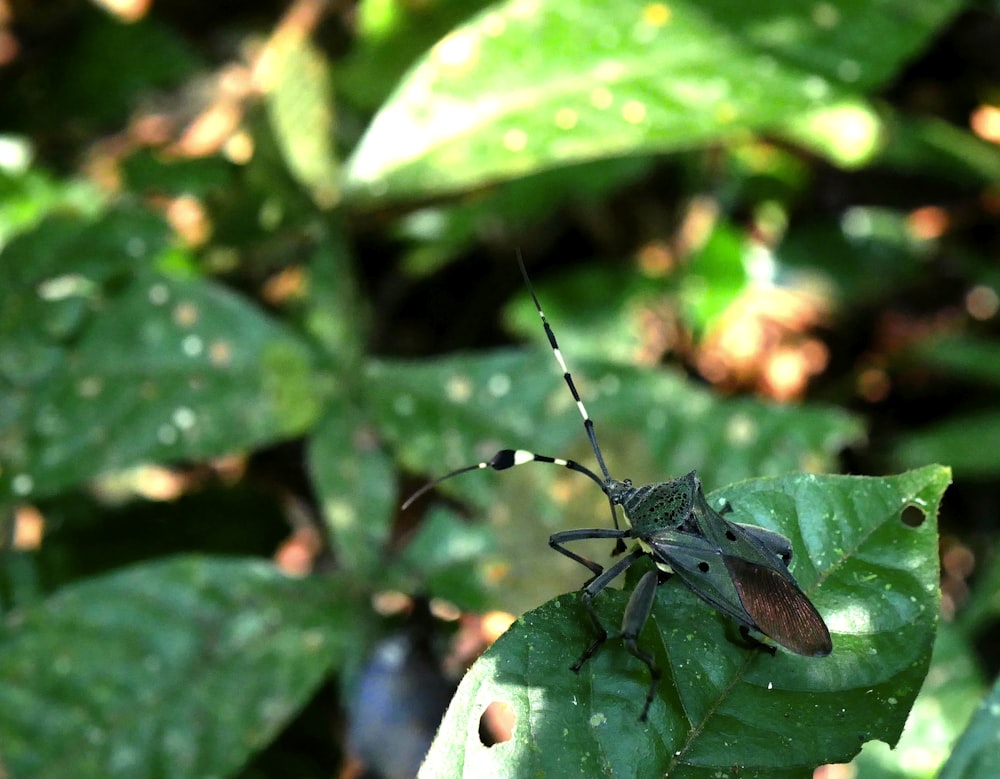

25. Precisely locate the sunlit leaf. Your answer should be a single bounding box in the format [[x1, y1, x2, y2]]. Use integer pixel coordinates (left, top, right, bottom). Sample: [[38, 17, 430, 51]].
[[264, 31, 340, 208], [421, 466, 947, 778], [344, 0, 962, 200]]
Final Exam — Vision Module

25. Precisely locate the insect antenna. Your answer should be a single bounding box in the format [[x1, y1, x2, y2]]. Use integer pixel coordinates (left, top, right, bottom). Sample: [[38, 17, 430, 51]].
[[516, 253, 626, 541], [401, 449, 606, 511], [402, 255, 626, 548], [516, 253, 612, 483]]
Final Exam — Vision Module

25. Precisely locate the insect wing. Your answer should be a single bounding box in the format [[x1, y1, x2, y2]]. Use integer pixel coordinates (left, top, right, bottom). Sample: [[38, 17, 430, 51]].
[[724, 555, 832, 656], [734, 523, 794, 568], [645, 530, 760, 632], [685, 482, 832, 656]]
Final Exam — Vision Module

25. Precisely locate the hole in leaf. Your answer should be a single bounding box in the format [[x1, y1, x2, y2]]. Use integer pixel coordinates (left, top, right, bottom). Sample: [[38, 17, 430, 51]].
[[900, 504, 926, 527], [479, 701, 515, 746]]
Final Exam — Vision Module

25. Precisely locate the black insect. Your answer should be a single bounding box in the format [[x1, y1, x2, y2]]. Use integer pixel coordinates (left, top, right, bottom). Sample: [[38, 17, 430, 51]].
[[403, 256, 832, 721]]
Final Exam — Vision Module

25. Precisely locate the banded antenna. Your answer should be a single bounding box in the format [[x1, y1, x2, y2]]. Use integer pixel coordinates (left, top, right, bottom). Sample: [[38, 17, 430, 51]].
[[402, 253, 625, 542]]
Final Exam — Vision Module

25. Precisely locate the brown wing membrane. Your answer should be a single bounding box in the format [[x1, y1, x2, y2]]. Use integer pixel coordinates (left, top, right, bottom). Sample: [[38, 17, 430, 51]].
[[725, 556, 832, 657]]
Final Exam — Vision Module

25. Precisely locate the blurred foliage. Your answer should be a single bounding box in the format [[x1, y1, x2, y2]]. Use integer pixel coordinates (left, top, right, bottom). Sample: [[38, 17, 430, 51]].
[[1, 0, 999, 777]]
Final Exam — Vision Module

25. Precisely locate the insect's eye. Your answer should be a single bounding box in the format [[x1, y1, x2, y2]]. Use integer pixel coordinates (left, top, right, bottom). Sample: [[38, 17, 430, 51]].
[[725, 530, 737, 542], [697, 562, 710, 573]]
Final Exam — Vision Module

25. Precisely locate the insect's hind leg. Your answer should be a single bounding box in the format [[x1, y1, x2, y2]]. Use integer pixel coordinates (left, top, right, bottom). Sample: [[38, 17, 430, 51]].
[[566, 549, 643, 672], [620, 570, 661, 721]]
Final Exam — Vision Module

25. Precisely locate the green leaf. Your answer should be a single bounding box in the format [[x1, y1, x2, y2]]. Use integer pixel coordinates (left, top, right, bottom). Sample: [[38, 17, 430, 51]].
[[0, 157, 105, 246], [370, 349, 864, 492], [265, 33, 340, 208], [777, 208, 932, 309], [344, 0, 962, 200], [2, 270, 320, 500], [779, 97, 885, 168], [299, 224, 368, 370], [891, 409, 1000, 479], [852, 622, 985, 779], [337, 0, 496, 110], [912, 334, 1000, 387], [682, 218, 750, 333], [309, 403, 397, 579], [938, 673, 1000, 779], [420, 466, 947, 778], [0, 556, 357, 779], [0, 208, 172, 360], [393, 506, 498, 610]]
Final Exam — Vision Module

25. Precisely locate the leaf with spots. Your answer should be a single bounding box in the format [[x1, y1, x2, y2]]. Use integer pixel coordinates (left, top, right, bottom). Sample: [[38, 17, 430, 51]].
[[2, 269, 320, 500], [344, 0, 963, 200], [0, 556, 357, 779], [308, 403, 397, 579], [420, 466, 948, 779], [0, 207, 172, 387]]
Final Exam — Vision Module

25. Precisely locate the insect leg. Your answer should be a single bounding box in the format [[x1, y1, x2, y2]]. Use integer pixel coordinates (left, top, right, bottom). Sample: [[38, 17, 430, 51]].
[[549, 527, 631, 578], [620, 570, 660, 721], [569, 549, 644, 673], [738, 625, 778, 655]]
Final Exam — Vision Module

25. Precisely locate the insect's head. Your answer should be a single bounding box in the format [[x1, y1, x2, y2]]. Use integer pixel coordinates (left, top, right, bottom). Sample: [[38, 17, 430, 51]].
[[605, 478, 633, 504]]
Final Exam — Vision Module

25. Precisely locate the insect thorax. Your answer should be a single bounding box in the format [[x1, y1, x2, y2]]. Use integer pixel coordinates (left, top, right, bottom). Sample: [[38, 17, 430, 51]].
[[606, 471, 700, 534]]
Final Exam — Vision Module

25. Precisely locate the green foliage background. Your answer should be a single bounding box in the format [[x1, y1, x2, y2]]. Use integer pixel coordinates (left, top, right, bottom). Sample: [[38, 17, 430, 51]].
[[0, 0, 997, 777]]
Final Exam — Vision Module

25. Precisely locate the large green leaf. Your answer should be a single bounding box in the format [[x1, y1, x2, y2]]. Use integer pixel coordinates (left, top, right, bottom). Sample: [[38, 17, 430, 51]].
[[0, 556, 357, 779], [344, 0, 962, 200], [420, 465, 947, 778]]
